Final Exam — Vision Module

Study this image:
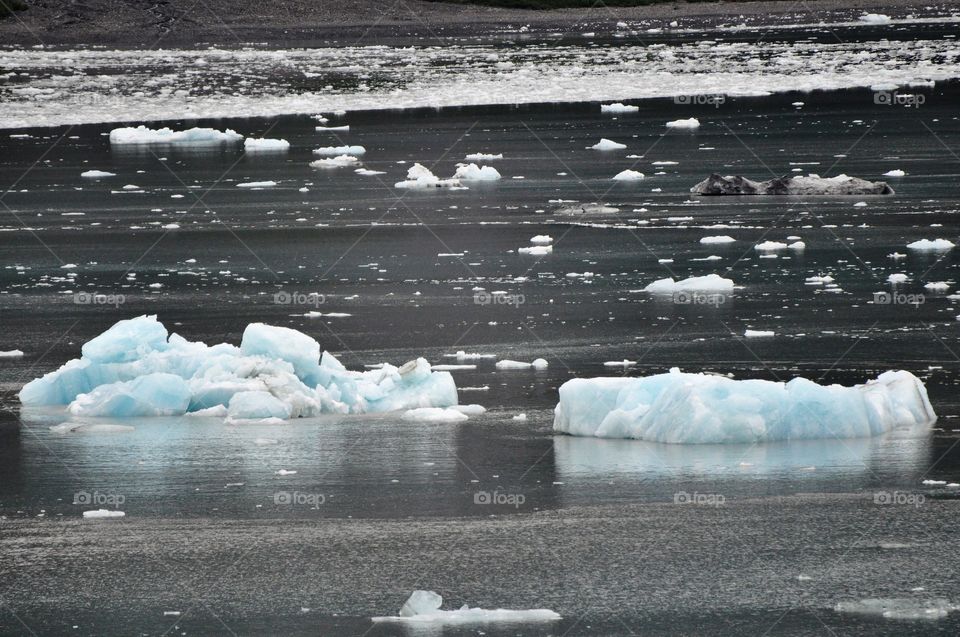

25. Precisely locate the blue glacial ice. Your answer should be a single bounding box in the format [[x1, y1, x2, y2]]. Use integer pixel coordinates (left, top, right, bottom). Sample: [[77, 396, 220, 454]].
[[20, 315, 459, 420], [554, 368, 936, 444]]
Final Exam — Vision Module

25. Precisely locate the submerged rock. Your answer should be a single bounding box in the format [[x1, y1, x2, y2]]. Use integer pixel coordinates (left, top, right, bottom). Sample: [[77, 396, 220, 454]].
[[691, 173, 894, 195]]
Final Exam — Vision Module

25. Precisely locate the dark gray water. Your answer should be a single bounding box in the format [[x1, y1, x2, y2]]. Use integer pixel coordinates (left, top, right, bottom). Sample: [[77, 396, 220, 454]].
[[1, 80, 960, 635]]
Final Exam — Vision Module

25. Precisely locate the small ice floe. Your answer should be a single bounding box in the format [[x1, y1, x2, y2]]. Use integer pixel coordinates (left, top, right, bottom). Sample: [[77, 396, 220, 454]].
[[754, 240, 803, 251], [315, 126, 350, 132], [513, 413, 527, 421], [922, 479, 947, 485], [122, 184, 141, 190], [313, 145, 366, 156], [744, 329, 775, 338], [355, 168, 386, 176], [447, 351, 496, 360], [858, 13, 892, 25], [495, 359, 548, 370], [81, 170, 116, 178], [464, 152, 503, 161], [450, 404, 486, 416], [601, 103, 639, 114], [109, 126, 242, 145], [401, 407, 469, 423], [834, 597, 956, 620], [372, 590, 561, 625], [924, 282, 951, 292], [518, 245, 552, 256], [454, 164, 501, 181], [394, 164, 460, 189], [604, 359, 637, 367], [692, 173, 893, 195], [887, 273, 909, 283], [275, 469, 297, 476], [565, 272, 594, 279], [883, 169, 906, 177], [643, 274, 734, 294], [82, 509, 125, 519], [311, 155, 360, 168], [666, 118, 701, 129], [236, 181, 277, 188], [700, 235, 735, 244], [805, 275, 834, 285], [612, 169, 645, 181], [244, 138, 289, 152], [888, 252, 907, 259], [529, 235, 553, 245], [431, 364, 477, 371], [797, 574, 813, 581], [907, 238, 954, 251], [0, 349, 24, 358], [591, 138, 627, 151]]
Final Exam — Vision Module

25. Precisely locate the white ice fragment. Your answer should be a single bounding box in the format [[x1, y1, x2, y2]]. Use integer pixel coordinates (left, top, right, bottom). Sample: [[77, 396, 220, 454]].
[[907, 238, 954, 251], [529, 235, 553, 244], [601, 103, 639, 114], [666, 118, 701, 129], [464, 153, 503, 161], [109, 126, 242, 145], [883, 169, 906, 177], [700, 235, 735, 244], [244, 138, 290, 152], [744, 329, 775, 338], [310, 155, 360, 168], [858, 13, 892, 24], [454, 164, 501, 181], [612, 169, 645, 181], [0, 349, 24, 358], [376, 590, 561, 625], [83, 509, 125, 519], [401, 407, 469, 423], [80, 170, 116, 178], [313, 145, 366, 156], [394, 163, 460, 189], [643, 274, 734, 294], [518, 245, 552, 256], [236, 181, 277, 188], [495, 359, 548, 370], [591, 138, 627, 151]]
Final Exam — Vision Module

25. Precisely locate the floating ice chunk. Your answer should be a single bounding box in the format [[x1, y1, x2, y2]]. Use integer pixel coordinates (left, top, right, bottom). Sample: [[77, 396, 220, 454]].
[[529, 235, 553, 244], [513, 413, 527, 421], [83, 509, 125, 519], [907, 238, 955, 251], [788, 241, 805, 250], [228, 391, 292, 420], [835, 597, 956, 620], [464, 152, 503, 161], [805, 275, 834, 284], [755, 241, 788, 251], [601, 103, 639, 114], [375, 590, 561, 624], [591, 138, 627, 151], [643, 274, 734, 294], [924, 281, 951, 292], [518, 245, 552, 256], [244, 138, 290, 152], [692, 173, 893, 195], [81, 170, 116, 178], [612, 169, 645, 181], [394, 163, 460, 189], [700, 235, 736, 244], [236, 181, 277, 188], [744, 329, 775, 338], [496, 359, 548, 370], [554, 368, 936, 443], [355, 168, 386, 176], [858, 13, 892, 25], [604, 360, 637, 367], [275, 469, 297, 476], [887, 273, 908, 283], [68, 373, 191, 417], [315, 125, 349, 132], [313, 145, 365, 156], [109, 126, 242, 145], [454, 163, 501, 181], [883, 169, 906, 177], [401, 407, 469, 422], [448, 351, 496, 360], [310, 155, 360, 169], [0, 349, 24, 358], [450, 404, 486, 416], [666, 118, 701, 129]]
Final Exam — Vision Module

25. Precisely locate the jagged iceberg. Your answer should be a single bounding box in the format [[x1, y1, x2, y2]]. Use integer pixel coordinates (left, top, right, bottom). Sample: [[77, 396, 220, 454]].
[[691, 173, 894, 195], [19, 316, 458, 420], [553, 368, 936, 443], [372, 590, 561, 625]]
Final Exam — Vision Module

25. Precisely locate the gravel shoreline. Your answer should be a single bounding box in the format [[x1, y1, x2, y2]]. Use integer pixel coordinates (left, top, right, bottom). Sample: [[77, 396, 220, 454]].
[[0, 0, 955, 47]]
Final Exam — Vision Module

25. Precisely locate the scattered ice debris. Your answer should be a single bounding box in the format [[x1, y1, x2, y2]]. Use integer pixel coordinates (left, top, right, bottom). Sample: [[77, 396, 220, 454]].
[[612, 169, 645, 181], [80, 170, 116, 178], [529, 235, 553, 245], [907, 238, 955, 251], [601, 103, 639, 114], [518, 245, 552, 256], [700, 235, 736, 244], [244, 138, 290, 152], [373, 590, 561, 625], [401, 407, 469, 423], [236, 181, 277, 188], [19, 315, 458, 419], [691, 173, 894, 195], [0, 349, 24, 358], [313, 145, 366, 156], [464, 152, 503, 161], [643, 274, 734, 294], [591, 138, 627, 151], [666, 118, 701, 129], [858, 13, 892, 25], [754, 240, 804, 252], [496, 359, 549, 370], [454, 164, 501, 181], [109, 126, 242, 145], [310, 155, 360, 169], [834, 598, 956, 620], [82, 509, 125, 519], [394, 164, 460, 189], [883, 169, 906, 177], [744, 329, 775, 338], [447, 351, 497, 361], [554, 368, 936, 443]]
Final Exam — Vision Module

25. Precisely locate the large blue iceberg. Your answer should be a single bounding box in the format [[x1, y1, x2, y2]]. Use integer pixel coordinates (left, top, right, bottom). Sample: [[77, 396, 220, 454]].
[[554, 368, 936, 444], [20, 315, 459, 419]]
